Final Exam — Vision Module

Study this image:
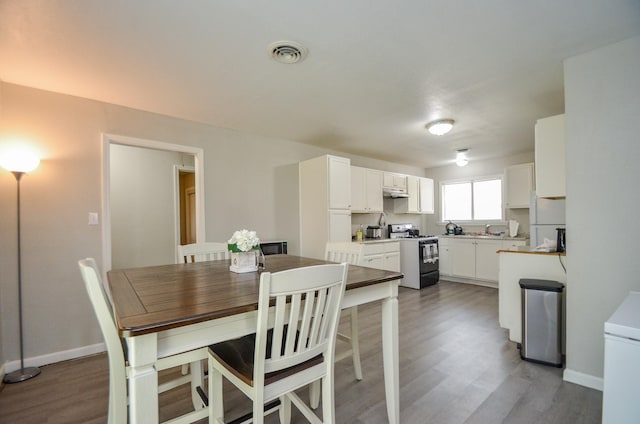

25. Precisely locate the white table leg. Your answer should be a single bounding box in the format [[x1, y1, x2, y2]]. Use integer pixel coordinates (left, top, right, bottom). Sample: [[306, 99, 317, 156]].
[[381, 292, 399, 424], [127, 333, 159, 424]]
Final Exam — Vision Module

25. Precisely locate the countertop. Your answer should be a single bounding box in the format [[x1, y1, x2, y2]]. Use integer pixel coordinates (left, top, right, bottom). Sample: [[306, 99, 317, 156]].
[[354, 238, 401, 244], [497, 246, 566, 256], [439, 234, 528, 241]]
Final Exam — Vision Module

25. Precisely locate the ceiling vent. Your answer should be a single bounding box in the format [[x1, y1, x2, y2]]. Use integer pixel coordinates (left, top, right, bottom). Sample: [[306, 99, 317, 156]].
[[268, 41, 308, 64]]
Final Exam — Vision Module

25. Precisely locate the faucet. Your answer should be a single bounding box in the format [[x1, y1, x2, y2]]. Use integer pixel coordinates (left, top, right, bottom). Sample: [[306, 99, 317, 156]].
[[485, 224, 491, 235]]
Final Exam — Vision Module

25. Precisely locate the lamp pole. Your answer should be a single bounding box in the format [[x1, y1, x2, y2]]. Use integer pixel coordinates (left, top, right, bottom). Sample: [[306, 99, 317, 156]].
[[3, 170, 41, 383]]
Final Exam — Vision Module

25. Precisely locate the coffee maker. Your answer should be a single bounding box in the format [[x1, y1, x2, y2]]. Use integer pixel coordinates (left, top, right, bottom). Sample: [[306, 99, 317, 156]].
[[556, 228, 566, 253]]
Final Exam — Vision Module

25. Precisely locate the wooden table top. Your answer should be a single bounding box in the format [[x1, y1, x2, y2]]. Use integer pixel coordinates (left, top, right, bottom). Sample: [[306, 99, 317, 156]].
[[107, 254, 403, 337]]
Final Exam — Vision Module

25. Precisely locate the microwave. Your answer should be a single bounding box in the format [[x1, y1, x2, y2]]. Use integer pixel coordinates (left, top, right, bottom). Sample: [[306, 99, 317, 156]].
[[259, 241, 288, 256]]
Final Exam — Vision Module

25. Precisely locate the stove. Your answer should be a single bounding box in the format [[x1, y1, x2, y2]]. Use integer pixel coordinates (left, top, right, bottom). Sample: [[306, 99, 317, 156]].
[[388, 223, 440, 289]]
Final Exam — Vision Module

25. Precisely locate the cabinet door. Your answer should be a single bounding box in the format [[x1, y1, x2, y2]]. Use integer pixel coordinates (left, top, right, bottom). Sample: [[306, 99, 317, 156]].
[[505, 163, 534, 208], [419, 177, 435, 213], [328, 209, 351, 242], [405, 175, 420, 213], [328, 156, 351, 209], [350, 166, 367, 212], [450, 239, 475, 278], [502, 239, 527, 250], [535, 114, 566, 198], [365, 169, 384, 212], [475, 239, 502, 281], [439, 239, 451, 276], [362, 254, 384, 269], [383, 251, 401, 272]]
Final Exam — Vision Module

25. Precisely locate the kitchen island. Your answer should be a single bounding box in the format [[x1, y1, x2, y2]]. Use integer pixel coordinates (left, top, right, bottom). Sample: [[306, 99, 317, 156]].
[[498, 248, 567, 344]]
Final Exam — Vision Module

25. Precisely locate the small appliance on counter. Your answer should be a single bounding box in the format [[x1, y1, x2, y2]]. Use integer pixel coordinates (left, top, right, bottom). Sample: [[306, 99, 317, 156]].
[[556, 228, 566, 253], [454, 225, 464, 235], [366, 226, 382, 239], [445, 221, 456, 235]]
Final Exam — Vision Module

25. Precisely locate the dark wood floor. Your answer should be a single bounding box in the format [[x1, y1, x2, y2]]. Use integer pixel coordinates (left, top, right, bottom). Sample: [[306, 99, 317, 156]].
[[0, 280, 602, 423]]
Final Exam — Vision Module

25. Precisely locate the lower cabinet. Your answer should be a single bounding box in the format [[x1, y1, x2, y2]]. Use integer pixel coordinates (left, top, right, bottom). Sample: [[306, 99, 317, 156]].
[[440, 237, 527, 284], [360, 242, 400, 272]]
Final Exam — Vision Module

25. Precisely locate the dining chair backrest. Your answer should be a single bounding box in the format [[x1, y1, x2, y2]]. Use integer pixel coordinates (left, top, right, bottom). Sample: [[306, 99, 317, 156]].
[[78, 258, 127, 423], [325, 241, 363, 265], [254, 263, 348, 386], [177, 242, 229, 263]]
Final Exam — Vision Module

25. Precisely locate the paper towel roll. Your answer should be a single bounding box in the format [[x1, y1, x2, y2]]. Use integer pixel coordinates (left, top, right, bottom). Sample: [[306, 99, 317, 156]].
[[509, 220, 519, 237]]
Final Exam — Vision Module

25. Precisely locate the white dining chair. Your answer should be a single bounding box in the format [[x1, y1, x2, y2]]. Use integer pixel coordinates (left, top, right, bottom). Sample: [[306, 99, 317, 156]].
[[324, 241, 364, 381], [177, 242, 230, 263], [207, 263, 348, 424], [78, 258, 209, 424]]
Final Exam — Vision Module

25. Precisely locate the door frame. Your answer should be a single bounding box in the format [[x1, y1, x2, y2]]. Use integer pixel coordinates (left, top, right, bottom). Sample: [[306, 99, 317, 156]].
[[174, 165, 196, 250], [101, 133, 205, 271]]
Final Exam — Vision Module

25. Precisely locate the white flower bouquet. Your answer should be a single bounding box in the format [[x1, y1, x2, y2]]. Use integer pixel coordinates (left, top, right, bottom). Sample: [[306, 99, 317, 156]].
[[228, 229, 262, 273], [227, 229, 260, 252]]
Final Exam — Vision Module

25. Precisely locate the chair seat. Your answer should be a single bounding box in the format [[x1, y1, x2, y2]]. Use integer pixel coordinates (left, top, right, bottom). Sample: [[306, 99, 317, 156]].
[[209, 328, 323, 387]]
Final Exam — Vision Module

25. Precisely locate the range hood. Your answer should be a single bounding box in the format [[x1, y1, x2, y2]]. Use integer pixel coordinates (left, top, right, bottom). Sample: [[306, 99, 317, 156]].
[[383, 187, 409, 198]]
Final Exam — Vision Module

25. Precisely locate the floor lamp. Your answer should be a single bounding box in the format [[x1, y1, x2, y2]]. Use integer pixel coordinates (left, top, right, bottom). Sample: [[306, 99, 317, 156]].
[[1, 149, 41, 383]]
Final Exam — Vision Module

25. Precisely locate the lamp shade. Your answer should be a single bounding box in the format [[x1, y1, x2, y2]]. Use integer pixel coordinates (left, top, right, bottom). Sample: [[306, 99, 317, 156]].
[[0, 148, 40, 173]]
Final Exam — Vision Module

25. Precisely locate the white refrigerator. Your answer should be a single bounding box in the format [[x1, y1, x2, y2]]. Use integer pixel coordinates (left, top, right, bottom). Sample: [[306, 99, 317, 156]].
[[603, 291, 640, 423], [529, 192, 565, 248]]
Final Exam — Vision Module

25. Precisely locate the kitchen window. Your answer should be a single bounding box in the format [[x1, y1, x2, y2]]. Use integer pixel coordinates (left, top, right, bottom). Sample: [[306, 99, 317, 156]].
[[441, 177, 503, 221]]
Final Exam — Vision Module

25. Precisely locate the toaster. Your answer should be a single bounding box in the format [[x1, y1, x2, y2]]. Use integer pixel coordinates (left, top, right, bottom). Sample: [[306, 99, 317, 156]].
[[366, 226, 382, 239]]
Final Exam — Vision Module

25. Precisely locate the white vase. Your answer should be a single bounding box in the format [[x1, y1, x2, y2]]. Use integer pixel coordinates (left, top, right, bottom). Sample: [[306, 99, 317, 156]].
[[229, 250, 259, 273]]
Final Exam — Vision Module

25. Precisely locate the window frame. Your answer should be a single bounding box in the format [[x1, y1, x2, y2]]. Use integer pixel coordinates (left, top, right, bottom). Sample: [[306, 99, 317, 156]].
[[439, 174, 505, 225]]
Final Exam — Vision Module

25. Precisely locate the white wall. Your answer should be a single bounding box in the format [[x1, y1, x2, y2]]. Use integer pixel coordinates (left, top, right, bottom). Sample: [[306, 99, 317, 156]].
[[110, 144, 186, 268], [0, 82, 427, 368], [563, 35, 640, 386]]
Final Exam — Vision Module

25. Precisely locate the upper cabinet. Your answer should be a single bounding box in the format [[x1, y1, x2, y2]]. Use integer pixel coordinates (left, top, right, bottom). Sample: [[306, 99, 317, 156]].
[[351, 166, 383, 213], [327, 155, 351, 209], [535, 114, 566, 198], [505, 163, 534, 208], [383, 172, 407, 192], [394, 175, 435, 214]]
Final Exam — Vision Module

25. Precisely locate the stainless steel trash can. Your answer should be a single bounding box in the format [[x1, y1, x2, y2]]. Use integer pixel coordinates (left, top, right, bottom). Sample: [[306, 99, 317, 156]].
[[519, 278, 564, 367]]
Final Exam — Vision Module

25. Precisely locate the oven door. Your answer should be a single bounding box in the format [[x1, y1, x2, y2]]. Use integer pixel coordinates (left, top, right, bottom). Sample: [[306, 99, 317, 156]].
[[419, 240, 439, 274]]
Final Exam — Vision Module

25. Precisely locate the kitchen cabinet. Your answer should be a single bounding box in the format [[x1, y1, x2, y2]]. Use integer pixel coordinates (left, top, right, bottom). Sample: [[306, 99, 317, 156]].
[[393, 175, 434, 214], [438, 238, 452, 276], [474, 239, 503, 281], [535, 114, 566, 198], [360, 241, 401, 272], [383, 172, 407, 192], [440, 237, 529, 284], [450, 239, 476, 279], [505, 163, 534, 208], [350, 166, 383, 213], [299, 155, 352, 259]]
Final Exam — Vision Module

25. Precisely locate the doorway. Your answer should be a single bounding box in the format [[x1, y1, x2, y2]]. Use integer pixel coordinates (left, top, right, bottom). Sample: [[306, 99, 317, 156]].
[[102, 133, 205, 270], [178, 168, 196, 245]]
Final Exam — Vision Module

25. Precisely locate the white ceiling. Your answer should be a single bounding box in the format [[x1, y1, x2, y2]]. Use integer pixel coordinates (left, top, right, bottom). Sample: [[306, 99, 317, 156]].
[[1, 1, 639, 168]]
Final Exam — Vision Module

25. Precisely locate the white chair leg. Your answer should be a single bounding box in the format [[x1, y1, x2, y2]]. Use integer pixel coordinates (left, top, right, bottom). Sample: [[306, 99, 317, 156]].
[[279, 395, 291, 424], [189, 360, 204, 410], [350, 306, 363, 381], [309, 380, 321, 409], [321, 374, 336, 423], [208, 359, 224, 424], [253, 393, 264, 424]]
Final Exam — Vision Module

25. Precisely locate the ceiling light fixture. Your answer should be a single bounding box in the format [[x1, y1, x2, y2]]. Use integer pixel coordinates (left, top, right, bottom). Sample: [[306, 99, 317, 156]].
[[426, 119, 454, 136], [268, 41, 308, 64], [455, 148, 469, 167]]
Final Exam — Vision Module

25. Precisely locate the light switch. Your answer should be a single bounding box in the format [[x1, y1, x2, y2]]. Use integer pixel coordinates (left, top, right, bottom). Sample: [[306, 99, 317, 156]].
[[88, 212, 99, 225]]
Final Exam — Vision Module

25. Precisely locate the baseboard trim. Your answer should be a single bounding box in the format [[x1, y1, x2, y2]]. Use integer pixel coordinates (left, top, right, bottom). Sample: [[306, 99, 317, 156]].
[[563, 368, 603, 391], [3, 343, 106, 373], [440, 276, 498, 289]]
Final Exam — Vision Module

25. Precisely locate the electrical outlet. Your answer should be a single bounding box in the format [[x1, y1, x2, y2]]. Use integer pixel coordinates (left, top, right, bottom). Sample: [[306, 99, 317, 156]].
[[88, 212, 99, 225]]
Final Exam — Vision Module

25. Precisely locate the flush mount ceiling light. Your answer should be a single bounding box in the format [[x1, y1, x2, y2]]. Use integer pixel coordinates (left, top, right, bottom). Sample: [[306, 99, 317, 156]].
[[268, 41, 308, 64], [426, 119, 455, 136], [455, 148, 469, 167]]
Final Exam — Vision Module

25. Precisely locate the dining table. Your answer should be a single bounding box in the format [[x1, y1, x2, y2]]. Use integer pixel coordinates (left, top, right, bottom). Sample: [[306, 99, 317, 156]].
[[107, 254, 403, 424]]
